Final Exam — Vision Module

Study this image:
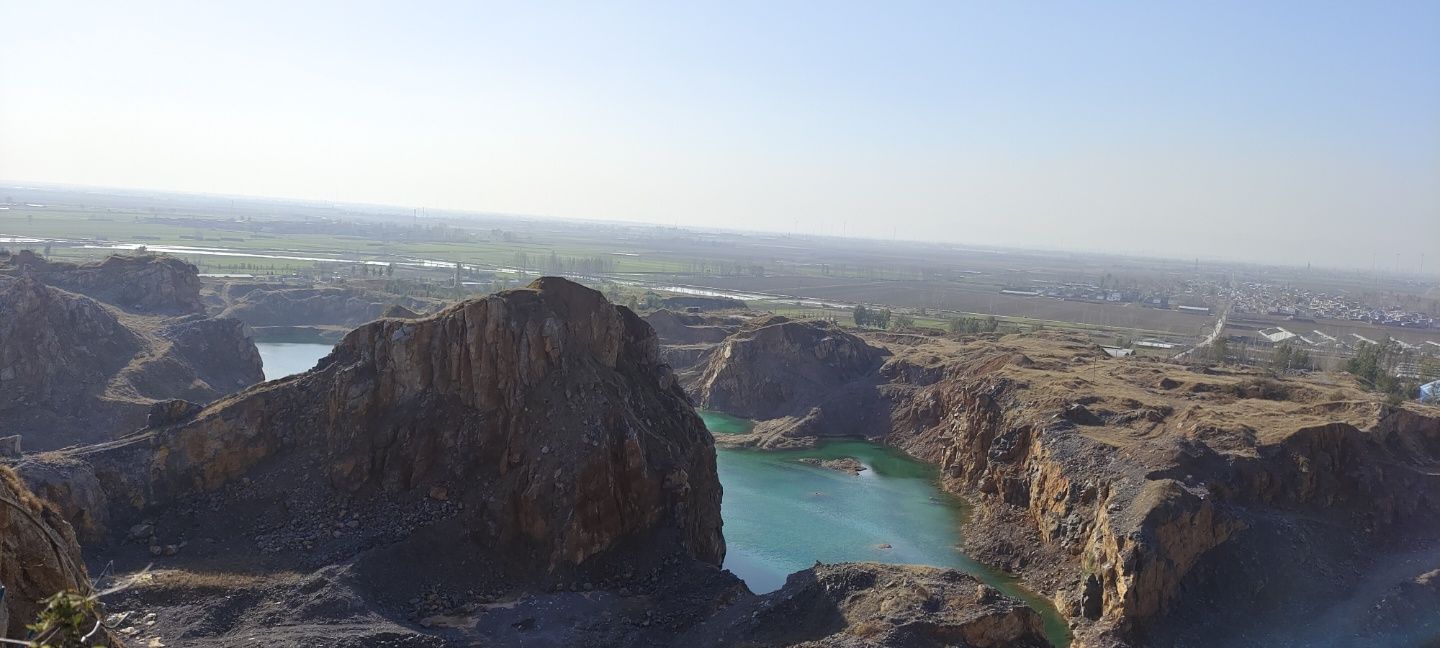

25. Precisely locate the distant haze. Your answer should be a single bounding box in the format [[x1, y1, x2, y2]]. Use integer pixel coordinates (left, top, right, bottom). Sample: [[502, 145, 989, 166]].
[[1, 1, 1437, 270]]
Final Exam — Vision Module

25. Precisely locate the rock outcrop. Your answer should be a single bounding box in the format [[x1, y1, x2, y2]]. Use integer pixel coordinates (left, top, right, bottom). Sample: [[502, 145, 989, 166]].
[[644, 309, 735, 346], [39, 277, 724, 573], [212, 284, 443, 329], [797, 456, 867, 475], [691, 316, 889, 444], [0, 466, 92, 639], [644, 309, 749, 372], [1, 250, 204, 314], [0, 255, 263, 450], [11, 279, 1068, 647], [688, 325, 1440, 645], [683, 563, 1050, 647], [875, 333, 1440, 645]]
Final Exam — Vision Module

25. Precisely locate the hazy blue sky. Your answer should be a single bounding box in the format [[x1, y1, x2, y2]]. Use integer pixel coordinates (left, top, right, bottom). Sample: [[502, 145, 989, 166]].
[[2, 1, 1437, 270]]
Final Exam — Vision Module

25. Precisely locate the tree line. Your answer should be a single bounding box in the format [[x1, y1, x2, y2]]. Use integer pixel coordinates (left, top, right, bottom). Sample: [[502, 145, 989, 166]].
[[852, 305, 893, 329], [949, 315, 999, 334]]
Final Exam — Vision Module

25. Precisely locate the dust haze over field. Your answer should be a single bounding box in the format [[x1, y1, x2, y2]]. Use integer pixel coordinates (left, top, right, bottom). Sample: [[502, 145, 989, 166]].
[[2, 1, 1438, 269]]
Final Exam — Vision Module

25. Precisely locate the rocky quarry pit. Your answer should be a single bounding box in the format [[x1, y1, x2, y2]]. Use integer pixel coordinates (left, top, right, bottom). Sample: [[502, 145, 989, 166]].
[[674, 314, 1440, 646], [5, 263, 1436, 646], [3, 276, 1050, 647]]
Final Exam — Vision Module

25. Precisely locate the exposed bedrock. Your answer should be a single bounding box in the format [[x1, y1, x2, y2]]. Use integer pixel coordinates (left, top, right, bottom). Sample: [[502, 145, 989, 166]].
[[680, 562, 1050, 648], [0, 466, 95, 640], [33, 277, 725, 573], [1, 250, 205, 314], [0, 256, 263, 450], [691, 325, 1440, 645], [691, 316, 890, 444], [211, 283, 444, 328], [9, 279, 1061, 647]]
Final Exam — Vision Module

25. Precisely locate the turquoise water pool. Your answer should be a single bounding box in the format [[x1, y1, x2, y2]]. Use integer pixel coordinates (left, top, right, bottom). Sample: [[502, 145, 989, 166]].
[[700, 410, 1070, 646]]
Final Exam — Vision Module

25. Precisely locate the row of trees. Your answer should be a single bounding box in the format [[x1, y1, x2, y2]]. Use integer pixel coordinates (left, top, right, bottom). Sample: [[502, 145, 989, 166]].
[[949, 315, 1000, 334], [1270, 342, 1313, 372], [509, 252, 618, 275], [1343, 339, 1436, 403], [1201, 338, 1315, 371], [352, 262, 395, 277], [852, 305, 893, 329]]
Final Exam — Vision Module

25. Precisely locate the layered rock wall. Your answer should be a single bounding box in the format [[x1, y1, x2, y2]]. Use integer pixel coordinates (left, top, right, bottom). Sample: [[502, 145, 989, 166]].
[[0, 466, 91, 639], [1, 250, 204, 314], [0, 262, 262, 450], [44, 277, 725, 571]]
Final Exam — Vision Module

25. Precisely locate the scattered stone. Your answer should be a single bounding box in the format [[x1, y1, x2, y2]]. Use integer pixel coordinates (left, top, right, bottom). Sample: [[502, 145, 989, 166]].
[[127, 523, 155, 543], [797, 457, 866, 475], [146, 399, 204, 428]]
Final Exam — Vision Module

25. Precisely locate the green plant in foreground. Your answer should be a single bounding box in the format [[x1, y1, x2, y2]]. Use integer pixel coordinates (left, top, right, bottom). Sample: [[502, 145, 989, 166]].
[[15, 591, 104, 648]]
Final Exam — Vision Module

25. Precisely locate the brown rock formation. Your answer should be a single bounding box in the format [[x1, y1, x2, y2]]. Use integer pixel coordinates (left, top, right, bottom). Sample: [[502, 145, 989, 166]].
[[875, 332, 1440, 645], [683, 563, 1050, 647], [0, 266, 263, 450], [688, 324, 1440, 645], [644, 309, 735, 345], [213, 284, 443, 329], [644, 309, 747, 373], [1, 250, 204, 314], [11, 280, 1067, 647], [797, 457, 867, 475], [692, 316, 889, 444], [0, 466, 92, 639], [41, 277, 724, 572], [379, 303, 421, 319]]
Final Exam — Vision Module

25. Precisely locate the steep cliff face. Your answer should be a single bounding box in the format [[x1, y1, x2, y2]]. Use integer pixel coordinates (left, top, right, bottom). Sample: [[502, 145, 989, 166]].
[[0, 256, 263, 450], [687, 321, 1440, 644], [50, 277, 724, 572], [0, 466, 92, 639], [692, 316, 888, 443], [12, 281, 1061, 647], [877, 332, 1440, 645], [1, 250, 203, 314], [644, 309, 747, 373], [644, 309, 735, 345], [0, 276, 142, 411]]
